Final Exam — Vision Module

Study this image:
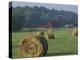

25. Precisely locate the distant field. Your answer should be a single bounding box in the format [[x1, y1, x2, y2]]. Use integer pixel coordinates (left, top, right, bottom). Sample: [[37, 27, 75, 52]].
[[11, 28, 78, 58]]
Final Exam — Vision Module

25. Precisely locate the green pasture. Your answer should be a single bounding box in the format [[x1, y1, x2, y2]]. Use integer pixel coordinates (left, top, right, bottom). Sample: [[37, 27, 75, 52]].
[[11, 28, 78, 58]]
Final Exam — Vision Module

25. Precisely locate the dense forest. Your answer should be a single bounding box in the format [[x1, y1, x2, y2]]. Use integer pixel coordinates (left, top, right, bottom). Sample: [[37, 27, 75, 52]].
[[9, 6, 78, 32]]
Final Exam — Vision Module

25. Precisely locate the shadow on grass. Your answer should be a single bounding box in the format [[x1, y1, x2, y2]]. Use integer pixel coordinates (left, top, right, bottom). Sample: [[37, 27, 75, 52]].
[[46, 52, 78, 56]]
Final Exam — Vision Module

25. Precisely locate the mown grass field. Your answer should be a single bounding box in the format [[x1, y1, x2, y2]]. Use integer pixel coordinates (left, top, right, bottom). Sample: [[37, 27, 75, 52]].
[[11, 28, 78, 58]]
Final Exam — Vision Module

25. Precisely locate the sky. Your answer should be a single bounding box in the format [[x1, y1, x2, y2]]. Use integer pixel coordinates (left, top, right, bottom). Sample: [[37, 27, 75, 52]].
[[12, 1, 78, 14]]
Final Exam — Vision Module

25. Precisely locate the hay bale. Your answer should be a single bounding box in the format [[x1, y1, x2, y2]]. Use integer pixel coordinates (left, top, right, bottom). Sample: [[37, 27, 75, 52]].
[[36, 32, 49, 40], [36, 32, 44, 37], [20, 35, 48, 57], [47, 29, 55, 39], [72, 28, 78, 36]]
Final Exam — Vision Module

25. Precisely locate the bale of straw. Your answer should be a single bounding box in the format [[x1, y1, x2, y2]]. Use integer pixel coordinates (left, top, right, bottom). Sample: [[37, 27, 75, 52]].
[[47, 29, 55, 39], [72, 28, 78, 36], [20, 35, 48, 57], [36, 32, 44, 37]]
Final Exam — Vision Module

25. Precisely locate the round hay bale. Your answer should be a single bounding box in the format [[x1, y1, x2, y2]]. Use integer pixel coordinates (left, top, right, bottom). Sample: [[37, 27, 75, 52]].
[[47, 33, 55, 39], [36, 32, 44, 37], [20, 36, 48, 57], [47, 29, 55, 39], [72, 28, 78, 36]]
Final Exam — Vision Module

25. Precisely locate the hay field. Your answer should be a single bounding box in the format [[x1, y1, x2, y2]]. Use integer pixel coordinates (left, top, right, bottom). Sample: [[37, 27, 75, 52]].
[[11, 28, 78, 58]]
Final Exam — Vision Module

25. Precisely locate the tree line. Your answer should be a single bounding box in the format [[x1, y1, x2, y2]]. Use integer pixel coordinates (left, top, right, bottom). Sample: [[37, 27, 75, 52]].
[[10, 6, 78, 32]]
